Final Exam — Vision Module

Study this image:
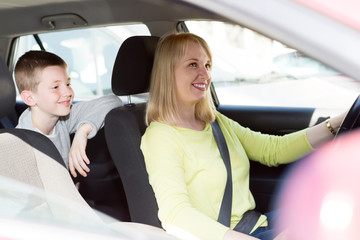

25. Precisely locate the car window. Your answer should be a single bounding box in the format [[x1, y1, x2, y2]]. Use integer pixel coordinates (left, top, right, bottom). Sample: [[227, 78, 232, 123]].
[[11, 24, 150, 102], [185, 20, 360, 110]]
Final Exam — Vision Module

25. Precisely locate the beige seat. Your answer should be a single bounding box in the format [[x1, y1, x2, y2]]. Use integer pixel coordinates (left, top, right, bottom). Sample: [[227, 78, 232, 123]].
[[0, 128, 104, 222]]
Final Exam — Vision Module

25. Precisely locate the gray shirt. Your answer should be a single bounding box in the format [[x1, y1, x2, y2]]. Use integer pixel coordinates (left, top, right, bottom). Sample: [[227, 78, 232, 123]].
[[16, 94, 122, 168]]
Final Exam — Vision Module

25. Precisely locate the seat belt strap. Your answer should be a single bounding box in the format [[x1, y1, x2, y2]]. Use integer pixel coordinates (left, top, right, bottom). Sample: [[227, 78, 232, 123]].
[[211, 119, 232, 227], [211, 119, 261, 233], [234, 210, 262, 234]]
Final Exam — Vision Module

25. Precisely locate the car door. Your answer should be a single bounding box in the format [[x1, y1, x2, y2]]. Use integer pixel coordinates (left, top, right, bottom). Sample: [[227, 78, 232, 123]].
[[186, 20, 360, 213]]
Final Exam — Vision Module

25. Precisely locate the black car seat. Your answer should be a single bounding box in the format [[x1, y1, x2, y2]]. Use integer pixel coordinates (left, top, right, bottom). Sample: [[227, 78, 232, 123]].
[[104, 36, 161, 227], [72, 126, 130, 222]]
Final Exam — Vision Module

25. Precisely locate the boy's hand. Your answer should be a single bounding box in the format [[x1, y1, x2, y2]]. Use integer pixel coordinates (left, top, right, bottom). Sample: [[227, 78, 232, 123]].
[[69, 123, 93, 178]]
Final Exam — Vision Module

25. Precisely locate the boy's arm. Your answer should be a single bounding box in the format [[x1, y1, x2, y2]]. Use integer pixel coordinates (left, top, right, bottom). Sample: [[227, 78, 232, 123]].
[[67, 94, 122, 137], [69, 123, 93, 178], [67, 94, 122, 177]]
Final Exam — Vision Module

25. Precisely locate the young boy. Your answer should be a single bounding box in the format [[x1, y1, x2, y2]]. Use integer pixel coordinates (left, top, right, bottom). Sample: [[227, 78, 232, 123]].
[[14, 50, 122, 178]]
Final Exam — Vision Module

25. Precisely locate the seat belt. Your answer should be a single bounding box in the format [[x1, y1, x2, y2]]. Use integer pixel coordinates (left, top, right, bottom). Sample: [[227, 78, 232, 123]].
[[211, 119, 261, 234], [211, 119, 232, 227]]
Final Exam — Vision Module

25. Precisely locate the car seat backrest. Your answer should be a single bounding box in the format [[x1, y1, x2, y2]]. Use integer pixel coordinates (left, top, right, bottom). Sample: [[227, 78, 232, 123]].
[[0, 129, 93, 205], [104, 35, 161, 227], [0, 128, 135, 226]]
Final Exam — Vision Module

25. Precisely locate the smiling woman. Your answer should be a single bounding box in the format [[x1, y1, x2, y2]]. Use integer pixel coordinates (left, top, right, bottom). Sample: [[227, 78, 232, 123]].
[[140, 32, 346, 240]]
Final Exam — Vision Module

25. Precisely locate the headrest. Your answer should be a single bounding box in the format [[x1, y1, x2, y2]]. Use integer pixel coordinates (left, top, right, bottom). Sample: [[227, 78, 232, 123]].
[[111, 36, 159, 96], [0, 58, 16, 118]]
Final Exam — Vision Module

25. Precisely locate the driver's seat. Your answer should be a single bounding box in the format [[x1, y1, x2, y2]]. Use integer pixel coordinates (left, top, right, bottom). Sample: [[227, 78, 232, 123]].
[[104, 36, 161, 227]]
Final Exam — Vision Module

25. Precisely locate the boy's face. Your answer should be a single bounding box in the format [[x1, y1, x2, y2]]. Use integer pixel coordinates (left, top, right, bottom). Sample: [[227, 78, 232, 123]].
[[31, 65, 74, 118]]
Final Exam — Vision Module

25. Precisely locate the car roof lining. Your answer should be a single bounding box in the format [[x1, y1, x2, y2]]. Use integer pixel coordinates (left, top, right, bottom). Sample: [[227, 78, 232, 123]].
[[0, 0, 228, 38]]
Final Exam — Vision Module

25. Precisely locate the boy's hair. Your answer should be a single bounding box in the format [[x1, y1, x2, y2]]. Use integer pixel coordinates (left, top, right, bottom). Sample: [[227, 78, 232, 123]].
[[14, 50, 67, 93], [145, 32, 216, 126]]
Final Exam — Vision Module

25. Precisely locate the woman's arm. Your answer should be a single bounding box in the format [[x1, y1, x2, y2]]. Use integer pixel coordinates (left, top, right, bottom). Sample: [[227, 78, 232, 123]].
[[306, 113, 345, 148]]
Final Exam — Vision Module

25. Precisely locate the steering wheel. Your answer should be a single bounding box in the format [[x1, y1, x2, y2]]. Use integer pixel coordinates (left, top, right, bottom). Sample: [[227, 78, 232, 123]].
[[336, 95, 360, 136]]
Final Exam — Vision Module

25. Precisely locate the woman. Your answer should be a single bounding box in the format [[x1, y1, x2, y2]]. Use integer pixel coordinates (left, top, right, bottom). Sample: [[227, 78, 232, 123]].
[[140, 32, 344, 240]]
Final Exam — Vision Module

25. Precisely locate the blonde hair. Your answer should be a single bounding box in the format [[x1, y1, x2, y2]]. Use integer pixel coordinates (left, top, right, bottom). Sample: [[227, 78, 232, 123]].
[[146, 32, 215, 126], [14, 50, 67, 93]]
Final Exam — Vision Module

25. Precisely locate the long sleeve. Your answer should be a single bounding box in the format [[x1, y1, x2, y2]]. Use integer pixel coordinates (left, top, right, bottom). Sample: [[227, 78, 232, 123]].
[[215, 112, 313, 166], [65, 94, 122, 138]]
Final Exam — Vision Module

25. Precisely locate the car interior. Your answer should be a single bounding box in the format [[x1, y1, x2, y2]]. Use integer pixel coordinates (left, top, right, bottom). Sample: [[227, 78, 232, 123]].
[[0, 0, 358, 237]]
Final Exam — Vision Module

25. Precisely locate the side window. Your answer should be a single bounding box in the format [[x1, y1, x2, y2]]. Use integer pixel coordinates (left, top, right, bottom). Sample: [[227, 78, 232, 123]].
[[185, 21, 360, 110], [12, 24, 150, 101]]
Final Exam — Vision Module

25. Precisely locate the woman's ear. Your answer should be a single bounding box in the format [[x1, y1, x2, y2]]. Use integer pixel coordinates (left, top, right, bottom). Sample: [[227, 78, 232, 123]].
[[20, 90, 36, 107]]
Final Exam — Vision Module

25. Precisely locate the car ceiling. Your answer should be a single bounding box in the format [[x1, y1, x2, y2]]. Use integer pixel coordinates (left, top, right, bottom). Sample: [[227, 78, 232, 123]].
[[0, 0, 226, 38]]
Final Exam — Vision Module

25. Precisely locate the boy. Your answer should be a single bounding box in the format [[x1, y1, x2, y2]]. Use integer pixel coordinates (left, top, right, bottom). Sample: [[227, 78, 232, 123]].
[[14, 50, 122, 178]]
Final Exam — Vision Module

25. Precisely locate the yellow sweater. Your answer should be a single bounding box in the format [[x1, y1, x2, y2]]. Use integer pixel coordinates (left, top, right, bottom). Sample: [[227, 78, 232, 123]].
[[141, 112, 312, 240]]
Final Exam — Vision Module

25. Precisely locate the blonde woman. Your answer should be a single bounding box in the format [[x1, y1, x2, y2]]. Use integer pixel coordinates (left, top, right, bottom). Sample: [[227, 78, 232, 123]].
[[141, 32, 344, 240]]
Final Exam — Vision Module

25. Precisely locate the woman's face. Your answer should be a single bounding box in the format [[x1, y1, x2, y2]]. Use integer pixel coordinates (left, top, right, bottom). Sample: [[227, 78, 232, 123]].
[[174, 41, 211, 108]]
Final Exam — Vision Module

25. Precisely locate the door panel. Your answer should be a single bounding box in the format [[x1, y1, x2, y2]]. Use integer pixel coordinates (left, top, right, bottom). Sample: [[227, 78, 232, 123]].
[[218, 105, 316, 134]]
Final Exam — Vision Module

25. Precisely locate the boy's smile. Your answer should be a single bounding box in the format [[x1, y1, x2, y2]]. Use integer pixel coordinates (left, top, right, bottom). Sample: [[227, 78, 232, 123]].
[[58, 99, 72, 107]]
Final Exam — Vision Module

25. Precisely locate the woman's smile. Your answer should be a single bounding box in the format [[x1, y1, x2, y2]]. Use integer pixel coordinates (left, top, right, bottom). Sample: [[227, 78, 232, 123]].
[[192, 82, 207, 91]]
